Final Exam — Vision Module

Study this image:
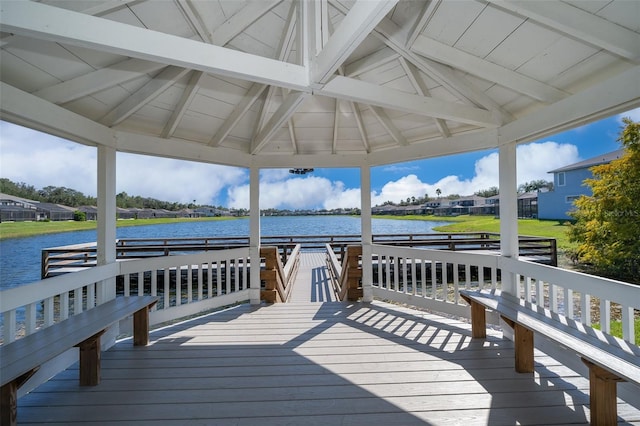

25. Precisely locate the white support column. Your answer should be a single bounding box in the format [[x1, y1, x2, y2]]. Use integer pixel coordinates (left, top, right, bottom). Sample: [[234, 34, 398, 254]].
[[96, 145, 117, 304], [499, 142, 519, 296], [249, 166, 261, 305], [360, 166, 373, 302]]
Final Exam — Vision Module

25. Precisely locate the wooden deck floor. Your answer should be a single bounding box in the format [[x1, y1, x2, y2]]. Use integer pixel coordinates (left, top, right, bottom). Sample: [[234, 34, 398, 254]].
[[289, 251, 337, 303], [17, 301, 640, 425]]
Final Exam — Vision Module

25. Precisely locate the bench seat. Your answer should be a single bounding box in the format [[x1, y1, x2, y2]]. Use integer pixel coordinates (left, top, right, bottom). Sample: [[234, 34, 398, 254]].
[[1, 295, 158, 426], [460, 289, 639, 426]]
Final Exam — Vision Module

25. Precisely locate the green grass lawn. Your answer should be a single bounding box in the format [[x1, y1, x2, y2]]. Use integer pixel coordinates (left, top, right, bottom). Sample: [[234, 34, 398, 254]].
[[0, 216, 240, 240], [375, 214, 575, 250], [593, 319, 640, 346]]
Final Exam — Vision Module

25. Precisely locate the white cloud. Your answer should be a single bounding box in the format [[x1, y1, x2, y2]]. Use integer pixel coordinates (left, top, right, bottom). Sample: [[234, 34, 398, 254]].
[[227, 175, 361, 210], [0, 121, 97, 194], [117, 153, 245, 205], [371, 142, 580, 204], [0, 121, 245, 205], [618, 107, 640, 123]]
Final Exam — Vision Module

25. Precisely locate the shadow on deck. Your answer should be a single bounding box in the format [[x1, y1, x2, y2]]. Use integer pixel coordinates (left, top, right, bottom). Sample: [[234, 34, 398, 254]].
[[16, 301, 640, 425]]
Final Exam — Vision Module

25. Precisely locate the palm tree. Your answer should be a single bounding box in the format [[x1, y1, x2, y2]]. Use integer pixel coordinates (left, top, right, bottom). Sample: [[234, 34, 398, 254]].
[[436, 188, 442, 198]]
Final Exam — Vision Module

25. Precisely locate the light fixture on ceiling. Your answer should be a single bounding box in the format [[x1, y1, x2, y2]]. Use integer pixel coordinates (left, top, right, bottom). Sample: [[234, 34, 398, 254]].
[[289, 168, 314, 175]]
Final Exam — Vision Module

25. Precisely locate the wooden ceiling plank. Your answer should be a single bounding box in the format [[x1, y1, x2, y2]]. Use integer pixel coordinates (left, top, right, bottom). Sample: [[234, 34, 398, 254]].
[[370, 105, 408, 146], [211, 0, 283, 47], [34, 58, 166, 104], [411, 34, 568, 103], [100, 66, 190, 127], [251, 91, 309, 154], [345, 47, 400, 77], [319, 75, 500, 128], [489, 0, 640, 62], [176, 0, 212, 43], [0, 1, 309, 91], [330, 0, 512, 124], [161, 70, 205, 139], [80, 0, 138, 16], [405, 0, 440, 48], [209, 83, 268, 147], [400, 57, 450, 137], [313, 0, 399, 84]]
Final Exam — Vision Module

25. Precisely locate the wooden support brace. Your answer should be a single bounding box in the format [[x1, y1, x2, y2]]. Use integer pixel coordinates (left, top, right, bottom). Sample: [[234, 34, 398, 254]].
[[501, 316, 534, 373], [582, 358, 625, 426], [461, 294, 486, 338], [1, 369, 39, 426], [133, 301, 156, 346], [76, 330, 106, 386]]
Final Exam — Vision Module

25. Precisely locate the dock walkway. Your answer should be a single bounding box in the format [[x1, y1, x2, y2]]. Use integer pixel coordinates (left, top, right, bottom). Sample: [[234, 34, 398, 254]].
[[289, 251, 338, 303]]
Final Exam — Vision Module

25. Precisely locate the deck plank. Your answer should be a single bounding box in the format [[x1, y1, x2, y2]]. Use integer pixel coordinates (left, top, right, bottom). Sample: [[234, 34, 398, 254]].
[[16, 301, 640, 425]]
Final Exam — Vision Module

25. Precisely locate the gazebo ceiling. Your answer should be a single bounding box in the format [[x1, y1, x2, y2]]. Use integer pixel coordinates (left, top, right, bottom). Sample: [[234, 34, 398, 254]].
[[1, 0, 639, 169]]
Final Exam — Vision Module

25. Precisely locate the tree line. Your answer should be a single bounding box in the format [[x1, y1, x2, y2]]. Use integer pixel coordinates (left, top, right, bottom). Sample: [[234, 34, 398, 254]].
[[0, 179, 193, 211]]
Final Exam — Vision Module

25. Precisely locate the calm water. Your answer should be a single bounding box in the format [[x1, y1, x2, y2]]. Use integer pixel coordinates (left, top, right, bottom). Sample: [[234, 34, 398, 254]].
[[0, 216, 443, 290]]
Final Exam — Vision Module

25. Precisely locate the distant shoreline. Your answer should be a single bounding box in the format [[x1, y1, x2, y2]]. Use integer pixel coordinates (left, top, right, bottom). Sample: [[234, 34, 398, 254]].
[[0, 216, 242, 240]]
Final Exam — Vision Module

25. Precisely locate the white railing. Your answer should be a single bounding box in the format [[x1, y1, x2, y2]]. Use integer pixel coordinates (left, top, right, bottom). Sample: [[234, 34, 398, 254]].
[[371, 244, 500, 319], [0, 248, 251, 344], [500, 256, 640, 344], [371, 244, 639, 345]]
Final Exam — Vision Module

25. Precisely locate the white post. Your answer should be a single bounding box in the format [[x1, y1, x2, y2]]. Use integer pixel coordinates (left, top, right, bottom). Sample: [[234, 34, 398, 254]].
[[361, 166, 373, 302], [499, 142, 519, 296], [96, 145, 117, 304], [249, 166, 261, 305]]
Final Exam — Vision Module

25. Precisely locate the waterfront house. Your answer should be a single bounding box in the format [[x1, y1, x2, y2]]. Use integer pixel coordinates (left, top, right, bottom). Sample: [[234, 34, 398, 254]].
[[538, 150, 625, 220], [1, 1, 639, 424]]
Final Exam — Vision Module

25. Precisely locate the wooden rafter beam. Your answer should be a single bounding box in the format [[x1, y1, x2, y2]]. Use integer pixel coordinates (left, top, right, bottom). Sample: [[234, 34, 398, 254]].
[[350, 101, 370, 153], [211, 0, 283, 46], [329, 0, 513, 123], [33, 58, 166, 105], [345, 47, 400, 77], [399, 57, 450, 137], [488, 0, 640, 62], [369, 106, 408, 146], [411, 35, 567, 103], [176, 0, 212, 43], [100, 66, 190, 127], [209, 83, 268, 147], [318, 76, 500, 128], [251, 91, 309, 154], [313, 0, 398, 84], [161, 70, 205, 139], [405, 0, 440, 48], [0, 1, 309, 91]]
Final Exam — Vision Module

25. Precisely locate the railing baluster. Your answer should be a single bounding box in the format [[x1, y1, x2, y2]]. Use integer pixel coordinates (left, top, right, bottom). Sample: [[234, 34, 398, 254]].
[[4, 310, 16, 343], [124, 274, 130, 296], [138, 272, 144, 296], [44, 297, 54, 327], [197, 263, 203, 300], [176, 265, 182, 306], [164, 268, 170, 309], [581, 294, 591, 326], [453, 263, 459, 304], [60, 292, 69, 320], [600, 299, 611, 334], [551, 284, 559, 313], [25, 302, 37, 335], [187, 264, 193, 303]]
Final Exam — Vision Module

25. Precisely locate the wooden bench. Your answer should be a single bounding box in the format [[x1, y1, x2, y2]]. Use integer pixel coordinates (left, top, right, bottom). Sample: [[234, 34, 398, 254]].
[[460, 289, 640, 426], [0, 296, 158, 426]]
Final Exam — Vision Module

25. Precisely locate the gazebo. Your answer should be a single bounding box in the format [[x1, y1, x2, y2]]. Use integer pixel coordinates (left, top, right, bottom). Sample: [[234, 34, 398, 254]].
[[1, 1, 639, 424]]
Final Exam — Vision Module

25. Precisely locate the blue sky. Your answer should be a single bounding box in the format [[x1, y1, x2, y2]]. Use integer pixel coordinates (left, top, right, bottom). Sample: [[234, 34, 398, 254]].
[[1, 107, 638, 209]]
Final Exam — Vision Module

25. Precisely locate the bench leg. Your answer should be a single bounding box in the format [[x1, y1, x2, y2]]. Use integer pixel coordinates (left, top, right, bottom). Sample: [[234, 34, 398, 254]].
[[1, 369, 39, 426], [461, 295, 486, 338], [133, 305, 152, 346], [582, 359, 624, 426], [502, 316, 534, 373], [77, 330, 105, 386]]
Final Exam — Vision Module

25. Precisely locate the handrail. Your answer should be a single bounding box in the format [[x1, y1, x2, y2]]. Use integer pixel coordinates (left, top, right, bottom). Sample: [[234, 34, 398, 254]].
[[332, 245, 362, 301], [41, 233, 557, 278], [2, 248, 251, 344], [370, 244, 639, 345], [260, 245, 300, 303]]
